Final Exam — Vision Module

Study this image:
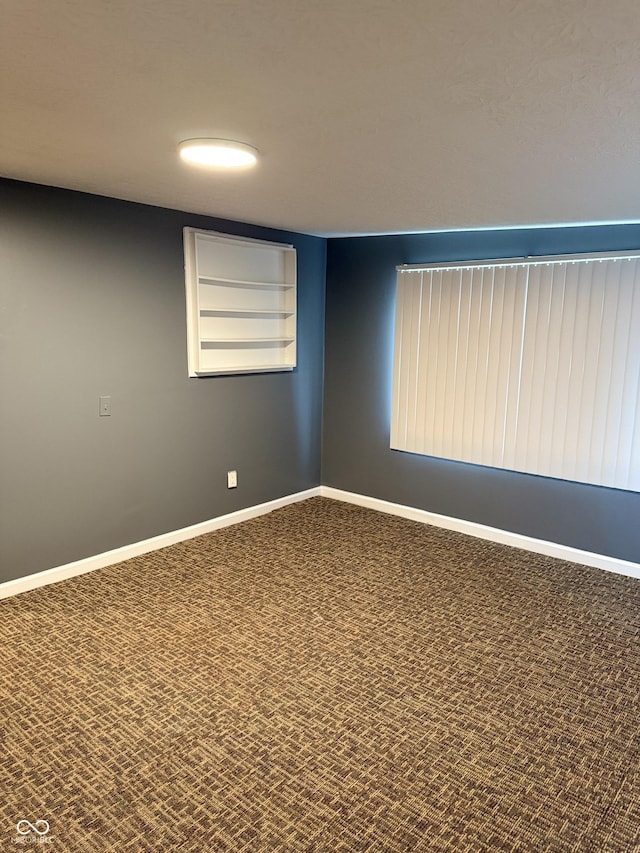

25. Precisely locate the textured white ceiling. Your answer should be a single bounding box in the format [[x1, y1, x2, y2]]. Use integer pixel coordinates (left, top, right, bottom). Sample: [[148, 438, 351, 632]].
[[2, 0, 640, 236]]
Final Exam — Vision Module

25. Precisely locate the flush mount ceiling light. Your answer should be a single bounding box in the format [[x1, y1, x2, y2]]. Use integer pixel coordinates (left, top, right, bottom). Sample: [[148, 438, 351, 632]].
[[178, 138, 259, 168]]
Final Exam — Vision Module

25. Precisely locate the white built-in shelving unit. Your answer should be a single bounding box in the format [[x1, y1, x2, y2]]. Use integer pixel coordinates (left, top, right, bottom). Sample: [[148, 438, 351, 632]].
[[183, 227, 297, 376]]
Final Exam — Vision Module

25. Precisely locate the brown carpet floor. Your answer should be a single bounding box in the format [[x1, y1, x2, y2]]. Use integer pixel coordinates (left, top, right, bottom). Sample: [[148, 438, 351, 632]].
[[1, 497, 639, 851]]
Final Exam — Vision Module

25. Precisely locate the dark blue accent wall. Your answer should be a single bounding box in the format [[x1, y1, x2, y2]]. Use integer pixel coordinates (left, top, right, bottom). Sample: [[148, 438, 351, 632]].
[[323, 227, 640, 563]]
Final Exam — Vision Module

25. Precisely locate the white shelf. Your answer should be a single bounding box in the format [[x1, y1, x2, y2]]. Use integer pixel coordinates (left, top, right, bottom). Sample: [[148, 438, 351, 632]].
[[184, 228, 297, 377], [198, 275, 294, 290], [199, 308, 294, 317], [195, 365, 295, 376], [201, 337, 295, 345]]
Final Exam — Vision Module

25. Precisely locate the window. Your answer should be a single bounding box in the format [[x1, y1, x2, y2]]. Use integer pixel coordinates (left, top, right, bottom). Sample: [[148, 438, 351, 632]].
[[391, 252, 640, 491]]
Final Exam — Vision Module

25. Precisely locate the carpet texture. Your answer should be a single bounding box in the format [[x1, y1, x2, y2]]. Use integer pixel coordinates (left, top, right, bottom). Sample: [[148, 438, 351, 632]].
[[1, 497, 639, 851]]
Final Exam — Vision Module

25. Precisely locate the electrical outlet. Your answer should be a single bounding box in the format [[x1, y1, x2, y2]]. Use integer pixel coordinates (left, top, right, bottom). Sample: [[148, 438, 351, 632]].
[[227, 470, 237, 489]]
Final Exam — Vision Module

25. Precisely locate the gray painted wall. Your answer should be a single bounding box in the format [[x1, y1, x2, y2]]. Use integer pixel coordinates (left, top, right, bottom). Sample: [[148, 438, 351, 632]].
[[3, 178, 639, 582], [323, 228, 640, 564], [0, 179, 326, 583]]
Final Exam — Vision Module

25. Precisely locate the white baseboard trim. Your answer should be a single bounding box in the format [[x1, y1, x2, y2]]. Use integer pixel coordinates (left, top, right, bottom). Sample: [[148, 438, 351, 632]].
[[319, 486, 640, 580], [3, 484, 637, 600], [0, 487, 321, 600]]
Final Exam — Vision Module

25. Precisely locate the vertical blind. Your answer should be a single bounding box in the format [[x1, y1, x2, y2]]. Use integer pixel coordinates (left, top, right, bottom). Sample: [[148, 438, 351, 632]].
[[391, 252, 640, 491]]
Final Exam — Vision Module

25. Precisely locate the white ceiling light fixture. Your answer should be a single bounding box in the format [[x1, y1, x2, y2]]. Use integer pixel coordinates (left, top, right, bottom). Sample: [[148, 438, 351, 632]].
[[178, 138, 259, 168]]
